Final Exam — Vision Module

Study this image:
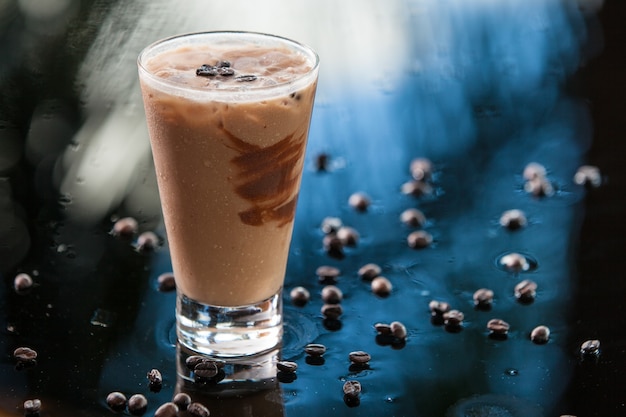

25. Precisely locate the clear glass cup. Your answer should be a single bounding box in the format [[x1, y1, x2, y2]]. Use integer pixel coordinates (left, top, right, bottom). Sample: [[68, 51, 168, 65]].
[[138, 31, 319, 358]]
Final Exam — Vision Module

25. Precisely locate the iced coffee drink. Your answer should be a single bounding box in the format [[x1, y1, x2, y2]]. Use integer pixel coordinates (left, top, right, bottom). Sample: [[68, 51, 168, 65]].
[[138, 32, 318, 357]]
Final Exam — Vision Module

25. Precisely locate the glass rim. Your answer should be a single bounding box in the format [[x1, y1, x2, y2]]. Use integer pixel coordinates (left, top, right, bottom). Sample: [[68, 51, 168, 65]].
[[137, 30, 319, 98]]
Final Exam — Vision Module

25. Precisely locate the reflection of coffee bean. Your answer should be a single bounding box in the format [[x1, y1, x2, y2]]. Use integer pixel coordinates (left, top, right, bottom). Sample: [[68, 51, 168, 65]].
[[154, 402, 178, 417], [473, 288, 494, 310], [106, 392, 127, 412], [187, 402, 210, 417], [128, 394, 148, 416], [530, 325, 550, 344], [358, 263, 381, 281], [321, 285, 343, 304], [304, 343, 326, 357], [157, 272, 176, 292], [24, 399, 42, 416], [290, 286, 310, 306], [371, 276, 392, 297], [173, 393, 191, 411]]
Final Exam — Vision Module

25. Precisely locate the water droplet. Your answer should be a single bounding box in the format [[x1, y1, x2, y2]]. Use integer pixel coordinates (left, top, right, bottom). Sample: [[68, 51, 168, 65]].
[[384, 396, 395, 403], [505, 368, 519, 376]]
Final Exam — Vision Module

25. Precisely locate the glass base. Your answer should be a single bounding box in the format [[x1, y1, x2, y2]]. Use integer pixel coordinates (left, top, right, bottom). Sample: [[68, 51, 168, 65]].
[[176, 290, 283, 358]]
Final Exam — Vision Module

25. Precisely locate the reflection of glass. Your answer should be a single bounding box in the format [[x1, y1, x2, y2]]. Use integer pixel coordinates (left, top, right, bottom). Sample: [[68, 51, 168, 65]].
[[176, 343, 284, 407], [137, 32, 319, 357]]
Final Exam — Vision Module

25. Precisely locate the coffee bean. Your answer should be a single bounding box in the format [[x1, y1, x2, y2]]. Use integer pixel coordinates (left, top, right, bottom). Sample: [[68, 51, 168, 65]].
[[428, 300, 451, 316], [499, 209, 527, 230], [106, 392, 127, 412], [217, 67, 235, 76], [524, 177, 554, 197], [358, 263, 381, 281], [194, 360, 219, 379], [400, 208, 426, 228], [390, 321, 407, 340], [14, 347, 37, 362], [473, 288, 494, 310], [407, 230, 433, 249], [580, 339, 601, 357], [14, 273, 34, 293], [337, 226, 359, 247], [320, 216, 343, 234], [343, 380, 362, 398], [514, 279, 537, 303], [348, 192, 371, 212], [487, 318, 510, 335], [316, 265, 341, 284], [147, 369, 162, 392], [401, 179, 433, 197], [321, 285, 343, 304], [321, 303, 343, 320], [374, 323, 392, 335], [173, 393, 191, 411], [185, 355, 206, 370], [277, 360, 298, 373], [136, 231, 160, 252], [499, 253, 530, 272], [304, 343, 326, 357], [410, 157, 433, 181], [128, 394, 148, 416], [314, 152, 330, 171], [322, 234, 344, 258], [112, 216, 138, 237], [235, 74, 258, 82], [523, 162, 547, 181], [573, 165, 601, 188], [187, 402, 210, 417], [371, 276, 392, 297], [196, 64, 218, 76], [157, 272, 176, 292], [530, 325, 550, 344], [154, 402, 178, 417], [23, 399, 41, 416], [443, 310, 464, 328], [290, 286, 310, 306], [349, 351, 371, 365]]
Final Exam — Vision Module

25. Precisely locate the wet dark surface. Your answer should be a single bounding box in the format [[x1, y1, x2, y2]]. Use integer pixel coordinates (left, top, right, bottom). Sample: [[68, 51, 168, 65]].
[[1, 1, 625, 416]]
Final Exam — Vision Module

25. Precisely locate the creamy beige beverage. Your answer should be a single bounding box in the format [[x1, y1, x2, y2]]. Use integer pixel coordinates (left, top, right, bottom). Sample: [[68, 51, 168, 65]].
[[138, 33, 318, 308]]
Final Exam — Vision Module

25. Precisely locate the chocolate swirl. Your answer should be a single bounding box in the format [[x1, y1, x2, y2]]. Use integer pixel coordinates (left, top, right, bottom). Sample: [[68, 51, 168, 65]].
[[221, 127, 306, 227]]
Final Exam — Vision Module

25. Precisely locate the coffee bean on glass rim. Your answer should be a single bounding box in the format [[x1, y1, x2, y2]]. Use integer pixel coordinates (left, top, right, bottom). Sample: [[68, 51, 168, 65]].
[[320, 216, 343, 234], [136, 231, 160, 252], [111, 216, 138, 237], [487, 318, 510, 337], [128, 394, 148, 416], [316, 265, 341, 284], [573, 165, 601, 188], [321, 303, 343, 320], [343, 380, 362, 398], [304, 343, 326, 357], [410, 157, 433, 181], [321, 285, 343, 304], [400, 208, 426, 228], [499, 209, 527, 230], [530, 325, 550, 344], [13, 346, 37, 362], [349, 351, 371, 365], [323, 234, 344, 259], [106, 392, 127, 412], [290, 286, 310, 306], [23, 399, 41, 416], [523, 162, 547, 181], [154, 402, 178, 417], [371, 276, 392, 297], [473, 288, 494, 310], [407, 230, 433, 249], [157, 272, 176, 292], [580, 339, 601, 357], [358, 263, 381, 281], [348, 192, 371, 212], [514, 279, 537, 303], [337, 226, 359, 247], [173, 393, 191, 411], [499, 253, 530, 273], [14, 273, 34, 293], [401, 179, 433, 197], [147, 368, 163, 392]]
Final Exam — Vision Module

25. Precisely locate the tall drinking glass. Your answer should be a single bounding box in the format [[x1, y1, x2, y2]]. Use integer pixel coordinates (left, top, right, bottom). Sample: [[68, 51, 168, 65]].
[[138, 32, 319, 357]]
